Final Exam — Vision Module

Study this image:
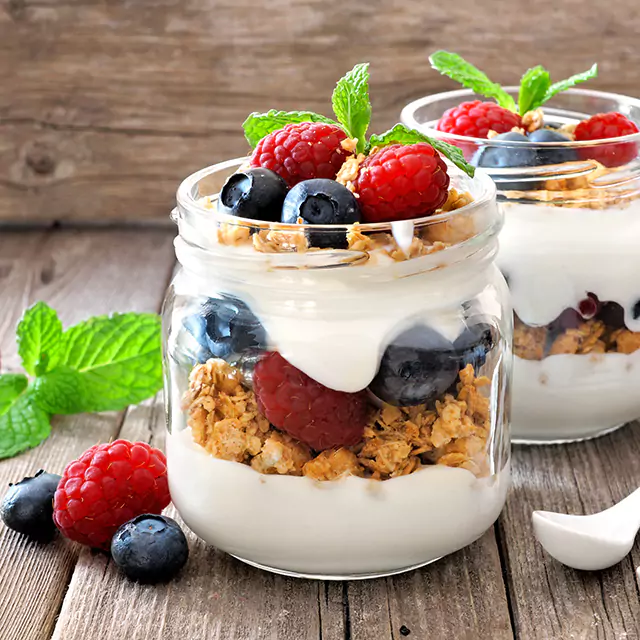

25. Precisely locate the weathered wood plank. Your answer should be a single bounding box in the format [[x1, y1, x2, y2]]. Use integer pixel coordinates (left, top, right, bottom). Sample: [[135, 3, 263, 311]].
[[1, 0, 639, 222], [498, 423, 640, 640], [54, 393, 513, 640], [0, 229, 175, 640]]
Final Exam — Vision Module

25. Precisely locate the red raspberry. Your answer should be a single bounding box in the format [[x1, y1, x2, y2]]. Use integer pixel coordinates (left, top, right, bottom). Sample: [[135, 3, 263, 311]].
[[436, 100, 521, 139], [250, 122, 349, 187], [253, 352, 368, 450], [574, 112, 639, 167], [353, 143, 450, 223], [53, 440, 170, 549]]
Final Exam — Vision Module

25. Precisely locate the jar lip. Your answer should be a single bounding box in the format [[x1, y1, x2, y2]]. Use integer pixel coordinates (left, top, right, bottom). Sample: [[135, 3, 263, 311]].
[[401, 87, 640, 147], [175, 157, 498, 232]]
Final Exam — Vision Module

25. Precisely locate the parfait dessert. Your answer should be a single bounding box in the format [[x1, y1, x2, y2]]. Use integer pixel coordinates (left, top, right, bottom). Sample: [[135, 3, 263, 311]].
[[402, 53, 640, 442], [164, 64, 511, 578]]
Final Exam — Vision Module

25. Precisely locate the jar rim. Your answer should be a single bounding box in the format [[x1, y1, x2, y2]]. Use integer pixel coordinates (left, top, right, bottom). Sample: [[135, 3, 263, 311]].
[[401, 87, 640, 147], [175, 157, 497, 234]]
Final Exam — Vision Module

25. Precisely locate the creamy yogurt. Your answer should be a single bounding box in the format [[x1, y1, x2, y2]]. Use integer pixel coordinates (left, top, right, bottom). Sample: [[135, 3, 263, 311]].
[[498, 200, 640, 440], [167, 424, 509, 576]]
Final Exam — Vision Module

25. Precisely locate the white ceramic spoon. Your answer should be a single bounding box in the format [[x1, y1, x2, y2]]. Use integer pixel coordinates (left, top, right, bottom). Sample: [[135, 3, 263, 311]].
[[532, 488, 640, 571]]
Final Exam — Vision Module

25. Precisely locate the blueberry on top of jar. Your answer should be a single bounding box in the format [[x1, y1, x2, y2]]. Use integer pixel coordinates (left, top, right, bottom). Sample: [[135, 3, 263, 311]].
[[218, 167, 288, 222], [369, 325, 459, 407], [281, 179, 361, 249], [472, 132, 537, 169], [528, 129, 578, 165], [183, 296, 267, 363]]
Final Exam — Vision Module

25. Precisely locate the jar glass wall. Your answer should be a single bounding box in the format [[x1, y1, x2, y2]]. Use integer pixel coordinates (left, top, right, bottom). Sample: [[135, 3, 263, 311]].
[[403, 88, 640, 443], [163, 159, 511, 578]]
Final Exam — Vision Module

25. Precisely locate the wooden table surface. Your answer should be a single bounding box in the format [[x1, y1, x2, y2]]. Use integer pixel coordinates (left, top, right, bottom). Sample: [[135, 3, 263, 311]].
[[1, 227, 640, 640]]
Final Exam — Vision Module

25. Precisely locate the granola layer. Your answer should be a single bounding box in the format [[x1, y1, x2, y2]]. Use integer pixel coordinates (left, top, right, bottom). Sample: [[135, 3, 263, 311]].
[[514, 314, 640, 360], [182, 359, 491, 481]]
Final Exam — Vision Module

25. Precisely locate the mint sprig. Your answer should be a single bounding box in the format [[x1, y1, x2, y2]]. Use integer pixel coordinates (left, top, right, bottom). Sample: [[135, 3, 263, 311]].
[[368, 124, 474, 177], [518, 66, 551, 116], [331, 63, 371, 153], [429, 51, 516, 112], [0, 303, 163, 459], [430, 51, 597, 115]]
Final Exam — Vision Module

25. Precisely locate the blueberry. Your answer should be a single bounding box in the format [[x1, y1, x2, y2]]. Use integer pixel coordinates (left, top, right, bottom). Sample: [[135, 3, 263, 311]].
[[281, 179, 361, 249], [633, 300, 640, 320], [369, 326, 459, 406], [1, 470, 61, 542], [183, 296, 267, 363], [218, 168, 288, 222], [454, 323, 496, 370], [527, 129, 578, 165], [598, 301, 626, 330], [472, 132, 537, 169], [111, 514, 188, 584]]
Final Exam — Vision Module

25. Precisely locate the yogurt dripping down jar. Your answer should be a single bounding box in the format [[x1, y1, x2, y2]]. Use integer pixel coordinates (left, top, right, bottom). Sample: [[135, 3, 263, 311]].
[[163, 158, 511, 579], [403, 88, 640, 443]]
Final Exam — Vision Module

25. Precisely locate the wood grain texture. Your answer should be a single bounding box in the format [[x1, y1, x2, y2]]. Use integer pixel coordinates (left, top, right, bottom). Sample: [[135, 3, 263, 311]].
[[498, 423, 640, 640], [0, 229, 175, 640], [1, 0, 640, 223], [53, 394, 513, 640]]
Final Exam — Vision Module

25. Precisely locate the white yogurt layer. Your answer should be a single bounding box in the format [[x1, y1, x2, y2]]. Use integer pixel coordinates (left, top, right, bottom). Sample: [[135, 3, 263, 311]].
[[167, 425, 509, 576], [498, 201, 640, 332], [512, 350, 640, 442], [173, 238, 507, 393]]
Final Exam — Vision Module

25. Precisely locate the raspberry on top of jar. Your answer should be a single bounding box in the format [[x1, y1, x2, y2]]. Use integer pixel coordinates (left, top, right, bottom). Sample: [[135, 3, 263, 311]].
[[178, 63, 500, 483]]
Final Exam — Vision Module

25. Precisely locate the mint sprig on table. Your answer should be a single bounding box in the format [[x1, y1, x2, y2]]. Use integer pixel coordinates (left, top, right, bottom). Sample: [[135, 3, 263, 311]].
[[242, 63, 475, 177], [0, 302, 163, 459], [430, 51, 597, 116]]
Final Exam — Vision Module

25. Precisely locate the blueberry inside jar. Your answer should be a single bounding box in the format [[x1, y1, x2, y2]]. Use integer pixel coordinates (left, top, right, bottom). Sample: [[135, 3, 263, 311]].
[[163, 64, 511, 579], [402, 54, 640, 442]]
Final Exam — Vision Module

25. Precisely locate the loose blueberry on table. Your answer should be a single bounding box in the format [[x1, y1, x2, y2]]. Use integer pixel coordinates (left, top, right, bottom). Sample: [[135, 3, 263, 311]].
[[430, 51, 639, 169]]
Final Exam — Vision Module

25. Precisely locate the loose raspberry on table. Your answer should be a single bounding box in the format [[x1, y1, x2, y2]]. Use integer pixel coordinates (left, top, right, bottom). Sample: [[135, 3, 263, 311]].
[[253, 352, 368, 450], [53, 440, 170, 550], [436, 101, 522, 139], [353, 143, 450, 223], [574, 112, 639, 167], [250, 122, 349, 187]]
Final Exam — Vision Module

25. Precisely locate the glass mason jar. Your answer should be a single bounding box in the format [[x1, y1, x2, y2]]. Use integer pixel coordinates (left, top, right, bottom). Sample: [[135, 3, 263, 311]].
[[402, 88, 640, 443], [162, 158, 511, 579]]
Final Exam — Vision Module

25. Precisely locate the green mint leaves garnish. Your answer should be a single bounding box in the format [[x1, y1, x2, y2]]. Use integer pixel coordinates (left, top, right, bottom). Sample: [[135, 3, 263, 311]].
[[242, 63, 473, 176], [0, 303, 163, 459], [430, 51, 597, 115], [543, 63, 598, 103], [368, 124, 474, 177], [17, 301, 63, 376], [331, 63, 372, 153], [243, 110, 337, 148], [518, 65, 551, 116], [429, 51, 516, 112]]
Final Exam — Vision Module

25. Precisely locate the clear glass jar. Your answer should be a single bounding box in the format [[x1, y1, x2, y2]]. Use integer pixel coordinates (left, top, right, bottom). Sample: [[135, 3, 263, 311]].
[[403, 88, 640, 443], [162, 158, 511, 579]]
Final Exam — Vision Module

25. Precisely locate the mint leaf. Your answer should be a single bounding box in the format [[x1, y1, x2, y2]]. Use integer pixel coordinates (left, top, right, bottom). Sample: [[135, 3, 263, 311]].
[[46, 313, 163, 413], [368, 124, 475, 178], [243, 110, 338, 148], [518, 66, 551, 115], [543, 63, 598, 103], [430, 51, 516, 112], [0, 374, 28, 414], [331, 63, 372, 153], [0, 389, 51, 459], [17, 302, 63, 376]]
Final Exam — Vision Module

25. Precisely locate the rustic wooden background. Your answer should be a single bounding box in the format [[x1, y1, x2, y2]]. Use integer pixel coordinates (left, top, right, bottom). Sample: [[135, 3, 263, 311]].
[[1, 0, 639, 225]]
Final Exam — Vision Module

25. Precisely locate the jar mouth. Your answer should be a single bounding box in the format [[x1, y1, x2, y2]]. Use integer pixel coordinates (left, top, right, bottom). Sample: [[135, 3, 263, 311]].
[[175, 157, 497, 234], [401, 87, 640, 147]]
